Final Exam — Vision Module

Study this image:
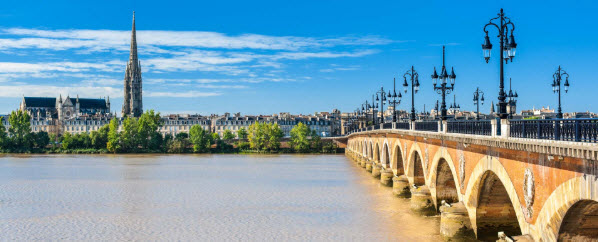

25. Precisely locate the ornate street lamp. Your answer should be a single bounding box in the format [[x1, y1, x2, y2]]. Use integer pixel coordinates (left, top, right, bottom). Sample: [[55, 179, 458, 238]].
[[473, 88, 485, 120], [482, 8, 518, 119], [371, 94, 377, 125], [432, 46, 456, 120], [375, 87, 387, 124], [507, 77, 518, 118], [449, 94, 460, 114], [403, 66, 420, 121], [387, 78, 402, 123], [552, 66, 570, 119]]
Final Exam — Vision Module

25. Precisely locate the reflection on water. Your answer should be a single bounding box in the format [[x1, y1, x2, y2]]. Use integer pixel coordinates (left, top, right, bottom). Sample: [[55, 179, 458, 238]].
[[0, 154, 441, 241]]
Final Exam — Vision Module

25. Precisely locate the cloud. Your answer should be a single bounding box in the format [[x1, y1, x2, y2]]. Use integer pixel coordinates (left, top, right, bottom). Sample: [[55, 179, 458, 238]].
[[146, 91, 221, 98], [320, 65, 360, 73], [1, 28, 393, 52], [0, 61, 121, 73], [0, 85, 121, 98]]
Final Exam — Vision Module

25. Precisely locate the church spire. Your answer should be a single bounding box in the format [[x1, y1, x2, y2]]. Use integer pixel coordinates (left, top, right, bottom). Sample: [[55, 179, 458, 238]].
[[129, 11, 138, 65]]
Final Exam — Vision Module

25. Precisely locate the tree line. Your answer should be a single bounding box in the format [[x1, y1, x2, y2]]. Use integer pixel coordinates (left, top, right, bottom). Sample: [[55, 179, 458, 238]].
[[0, 110, 338, 154]]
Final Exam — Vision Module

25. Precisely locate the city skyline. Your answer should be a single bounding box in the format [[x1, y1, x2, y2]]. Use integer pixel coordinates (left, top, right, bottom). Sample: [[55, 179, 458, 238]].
[[0, 0, 597, 115]]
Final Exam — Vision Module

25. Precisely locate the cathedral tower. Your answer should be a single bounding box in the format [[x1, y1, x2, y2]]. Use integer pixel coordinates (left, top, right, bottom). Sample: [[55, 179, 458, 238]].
[[122, 12, 143, 117]]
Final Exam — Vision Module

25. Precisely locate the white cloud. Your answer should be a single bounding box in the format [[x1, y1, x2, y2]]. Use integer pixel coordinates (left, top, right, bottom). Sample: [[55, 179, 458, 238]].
[[0, 85, 121, 98], [1, 28, 393, 52], [146, 91, 220, 98], [0, 61, 121, 73]]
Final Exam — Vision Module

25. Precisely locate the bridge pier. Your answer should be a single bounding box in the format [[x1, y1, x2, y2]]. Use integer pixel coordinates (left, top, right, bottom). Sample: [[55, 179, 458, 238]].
[[360, 159, 367, 168], [371, 164, 381, 178], [439, 201, 475, 240], [365, 162, 372, 172], [392, 175, 411, 198], [380, 169, 393, 186], [410, 185, 436, 216]]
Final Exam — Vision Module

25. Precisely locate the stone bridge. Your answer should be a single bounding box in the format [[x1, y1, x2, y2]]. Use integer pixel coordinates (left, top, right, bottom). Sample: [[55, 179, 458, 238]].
[[341, 128, 598, 241]]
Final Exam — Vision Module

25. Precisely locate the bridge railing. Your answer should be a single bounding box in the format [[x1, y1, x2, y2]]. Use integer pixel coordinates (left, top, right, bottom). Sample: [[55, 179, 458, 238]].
[[396, 122, 410, 130], [382, 123, 392, 129], [447, 120, 492, 136], [510, 118, 598, 142], [414, 121, 438, 132]]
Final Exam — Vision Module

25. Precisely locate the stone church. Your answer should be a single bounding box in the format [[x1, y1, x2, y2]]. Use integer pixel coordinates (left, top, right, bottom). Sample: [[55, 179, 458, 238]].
[[122, 12, 143, 118]]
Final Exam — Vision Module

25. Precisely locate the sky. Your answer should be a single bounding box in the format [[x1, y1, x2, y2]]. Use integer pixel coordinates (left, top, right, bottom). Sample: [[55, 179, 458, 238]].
[[0, 0, 596, 116]]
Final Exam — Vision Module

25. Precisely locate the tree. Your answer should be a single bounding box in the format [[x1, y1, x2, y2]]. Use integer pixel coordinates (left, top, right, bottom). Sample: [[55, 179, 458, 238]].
[[189, 125, 210, 153], [290, 122, 311, 152], [137, 110, 162, 150], [238, 127, 248, 139], [33, 131, 50, 149], [48, 133, 57, 149], [223, 129, 235, 141], [8, 110, 32, 149], [248, 122, 266, 150], [267, 123, 283, 150], [120, 117, 138, 152], [91, 124, 109, 149], [0, 116, 8, 149], [175, 132, 189, 141], [107, 118, 120, 153], [310, 129, 322, 152], [61, 132, 73, 149]]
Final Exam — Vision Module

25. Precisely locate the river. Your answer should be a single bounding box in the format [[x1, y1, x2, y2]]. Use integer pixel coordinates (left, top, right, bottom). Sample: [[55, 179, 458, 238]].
[[0, 154, 441, 241]]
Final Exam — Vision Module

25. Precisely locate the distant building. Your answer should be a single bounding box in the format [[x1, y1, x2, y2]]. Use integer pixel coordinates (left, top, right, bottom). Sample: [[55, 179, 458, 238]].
[[122, 12, 143, 118]]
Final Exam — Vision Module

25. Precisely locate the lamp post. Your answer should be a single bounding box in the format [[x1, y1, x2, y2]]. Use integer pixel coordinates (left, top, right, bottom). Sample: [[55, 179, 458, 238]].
[[473, 88, 485, 120], [387, 78, 402, 123], [449, 94, 460, 115], [375, 87, 387, 124], [371, 94, 377, 125], [482, 8, 518, 119], [507, 77, 518, 118], [403, 66, 420, 121], [552, 66, 570, 119], [432, 46, 456, 120], [361, 101, 370, 128]]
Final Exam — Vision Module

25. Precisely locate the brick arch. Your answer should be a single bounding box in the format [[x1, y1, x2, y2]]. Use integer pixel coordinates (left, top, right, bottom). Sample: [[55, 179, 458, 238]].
[[406, 142, 426, 186], [391, 140, 405, 175], [534, 175, 598, 241], [361, 139, 368, 157], [463, 155, 529, 238], [428, 147, 462, 210], [381, 139, 391, 168], [373, 142, 381, 163]]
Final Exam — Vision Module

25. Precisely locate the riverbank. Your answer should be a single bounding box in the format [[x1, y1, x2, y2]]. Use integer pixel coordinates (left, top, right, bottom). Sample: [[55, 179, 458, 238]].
[[0, 147, 345, 155]]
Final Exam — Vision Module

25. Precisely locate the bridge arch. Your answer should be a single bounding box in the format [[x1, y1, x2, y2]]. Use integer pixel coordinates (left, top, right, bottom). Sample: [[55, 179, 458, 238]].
[[391, 140, 405, 175], [362, 140, 367, 157], [373, 142, 381, 163], [381, 140, 391, 168], [369, 140, 374, 160], [406, 142, 426, 186], [464, 156, 529, 239], [428, 148, 461, 210], [534, 175, 598, 241]]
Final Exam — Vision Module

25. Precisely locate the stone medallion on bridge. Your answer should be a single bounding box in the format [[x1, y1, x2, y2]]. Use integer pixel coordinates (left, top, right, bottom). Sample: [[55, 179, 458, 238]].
[[523, 168, 535, 219]]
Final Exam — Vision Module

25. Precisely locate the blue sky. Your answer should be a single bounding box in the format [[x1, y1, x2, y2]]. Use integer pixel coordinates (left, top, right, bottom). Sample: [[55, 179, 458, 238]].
[[0, 0, 596, 115]]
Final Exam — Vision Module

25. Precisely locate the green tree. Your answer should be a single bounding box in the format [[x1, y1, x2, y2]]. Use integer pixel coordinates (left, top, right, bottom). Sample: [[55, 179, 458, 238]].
[[33, 131, 50, 149], [8, 110, 32, 149], [237, 127, 248, 139], [310, 129, 322, 152], [90, 124, 109, 149], [267, 123, 283, 151], [248, 122, 265, 150], [48, 133, 57, 149], [121, 117, 138, 152], [137, 110, 162, 150], [223, 129, 235, 141], [107, 118, 120, 153], [189, 125, 210, 153], [0, 116, 8, 149], [61, 132, 73, 149], [290, 122, 311, 152], [175, 132, 189, 141]]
